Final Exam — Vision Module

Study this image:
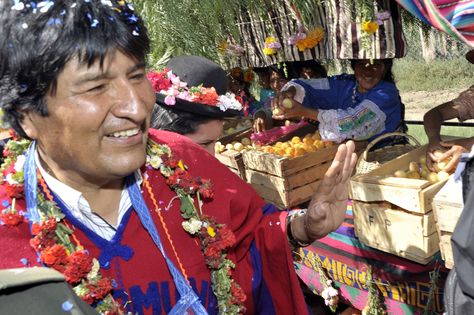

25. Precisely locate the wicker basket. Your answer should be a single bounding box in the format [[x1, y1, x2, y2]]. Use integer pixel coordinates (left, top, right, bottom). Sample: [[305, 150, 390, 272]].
[[356, 132, 421, 175]]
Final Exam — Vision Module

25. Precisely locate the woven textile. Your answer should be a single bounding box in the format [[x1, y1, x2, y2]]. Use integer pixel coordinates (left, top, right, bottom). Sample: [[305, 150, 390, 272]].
[[295, 201, 448, 314], [396, 0, 474, 47]]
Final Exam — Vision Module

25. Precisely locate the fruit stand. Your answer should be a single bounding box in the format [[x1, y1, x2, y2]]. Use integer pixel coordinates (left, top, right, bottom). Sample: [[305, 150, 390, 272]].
[[350, 145, 452, 262]]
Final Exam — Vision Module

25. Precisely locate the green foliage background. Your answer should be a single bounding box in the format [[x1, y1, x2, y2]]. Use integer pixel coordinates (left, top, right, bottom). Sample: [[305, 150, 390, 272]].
[[132, 0, 472, 93]]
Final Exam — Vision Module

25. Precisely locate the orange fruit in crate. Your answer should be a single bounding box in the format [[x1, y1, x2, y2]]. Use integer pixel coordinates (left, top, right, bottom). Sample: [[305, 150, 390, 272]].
[[291, 136, 302, 144], [293, 148, 306, 157], [274, 141, 284, 148], [311, 132, 321, 140], [263, 146, 274, 153], [303, 136, 313, 145], [292, 143, 303, 150], [280, 142, 290, 150], [313, 140, 325, 150], [285, 147, 295, 156], [305, 144, 317, 152], [324, 141, 335, 148], [275, 148, 285, 156]]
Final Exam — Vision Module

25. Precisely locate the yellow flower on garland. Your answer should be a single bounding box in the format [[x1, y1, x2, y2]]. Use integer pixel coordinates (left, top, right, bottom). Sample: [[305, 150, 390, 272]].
[[207, 226, 216, 237], [217, 40, 228, 54], [296, 27, 325, 52], [361, 21, 379, 35], [263, 36, 282, 56]]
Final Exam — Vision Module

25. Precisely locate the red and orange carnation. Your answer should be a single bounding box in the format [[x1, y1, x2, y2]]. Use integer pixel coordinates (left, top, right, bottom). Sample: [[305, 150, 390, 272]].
[[64, 250, 93, 284], [84, 277, 114, 304], [32, 217, 57, 235], [40, 244, 68, 271], [217, 226, 236, 249], [147, 69, 172, 92], [5, 183, 24, 199], [190, 87, 219, 106], [0, 210, 24, 226], [230, 282, 247, 305]]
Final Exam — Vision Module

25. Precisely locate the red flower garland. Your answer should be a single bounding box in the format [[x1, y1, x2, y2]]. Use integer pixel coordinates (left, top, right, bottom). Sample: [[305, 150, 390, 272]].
[[0, 209, 24, 226]]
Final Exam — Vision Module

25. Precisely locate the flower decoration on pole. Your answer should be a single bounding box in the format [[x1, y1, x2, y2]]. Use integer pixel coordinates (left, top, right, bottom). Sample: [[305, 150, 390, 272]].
[[288, 26, 325, 52], [263, 36, 282, 56], [361, 21, 379, 35], [218, 40, 245, 56], [375, 10, 391, 25]]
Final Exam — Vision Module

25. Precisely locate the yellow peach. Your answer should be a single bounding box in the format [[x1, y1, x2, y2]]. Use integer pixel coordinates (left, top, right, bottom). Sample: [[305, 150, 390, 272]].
[[291, 136, 302, 144]]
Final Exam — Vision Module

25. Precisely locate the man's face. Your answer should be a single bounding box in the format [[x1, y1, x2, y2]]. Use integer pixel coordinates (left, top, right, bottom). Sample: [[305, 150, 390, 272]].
[[353, 59, 386, 93], [22, 51, 156, 188]]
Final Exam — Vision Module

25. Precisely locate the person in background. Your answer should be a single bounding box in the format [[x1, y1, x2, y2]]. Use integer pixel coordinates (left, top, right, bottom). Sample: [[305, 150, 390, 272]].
[[423, 50, 474, 173], [252, 67, 275, 113], [150, 57, 242, 156], [271, 59, 406, 144], [228, 67, 255, 116], [253, 63, 299, 133], [294, 59, 328, 80], [0, 2, 358, 313]]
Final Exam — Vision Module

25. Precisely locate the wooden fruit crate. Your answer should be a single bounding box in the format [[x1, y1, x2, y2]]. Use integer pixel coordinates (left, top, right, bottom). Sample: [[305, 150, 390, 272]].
[[243, 138, 366, 209], [221, 118, 253, 137], [432, 177, 463, 269], [215, 128, 252, 181], [353, 200, 439, 264], [439, 232, 454, 269], [350, 146, 448, 214]]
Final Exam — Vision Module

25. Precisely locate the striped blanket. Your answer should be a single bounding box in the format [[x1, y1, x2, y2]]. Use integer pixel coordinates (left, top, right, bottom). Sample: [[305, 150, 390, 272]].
[[294, 201, 448, 314], [236, 0, 407, 68], [396, 0, 474, 47]]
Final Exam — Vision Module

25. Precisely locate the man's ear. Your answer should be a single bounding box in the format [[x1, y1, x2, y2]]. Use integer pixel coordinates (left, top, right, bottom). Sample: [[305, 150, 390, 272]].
[[19, 111, 39, 140]]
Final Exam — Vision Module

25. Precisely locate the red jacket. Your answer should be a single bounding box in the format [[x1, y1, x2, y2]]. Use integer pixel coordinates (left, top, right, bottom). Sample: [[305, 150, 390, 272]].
[[0, 129, 308, 315]]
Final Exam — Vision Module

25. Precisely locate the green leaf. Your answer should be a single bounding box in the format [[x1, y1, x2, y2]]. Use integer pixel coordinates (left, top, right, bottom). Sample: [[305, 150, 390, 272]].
[[177, 191, 196, 219]]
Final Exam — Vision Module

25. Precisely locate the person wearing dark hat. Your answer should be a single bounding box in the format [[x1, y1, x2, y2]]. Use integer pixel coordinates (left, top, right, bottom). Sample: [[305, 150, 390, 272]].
[[423, 50, 474, 173], [149, 56, 242, 155], [0, 1, 357, 315]]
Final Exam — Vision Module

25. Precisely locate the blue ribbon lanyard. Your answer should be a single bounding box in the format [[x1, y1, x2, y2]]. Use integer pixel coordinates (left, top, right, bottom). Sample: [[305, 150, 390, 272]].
[[24, 141, 40, 224], [24, 141, 207, 314], [125, 176, 208, 315]]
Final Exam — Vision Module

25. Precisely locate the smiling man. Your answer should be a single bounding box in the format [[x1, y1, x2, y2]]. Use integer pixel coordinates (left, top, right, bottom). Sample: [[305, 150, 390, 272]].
[[0, 1, 356, 315]]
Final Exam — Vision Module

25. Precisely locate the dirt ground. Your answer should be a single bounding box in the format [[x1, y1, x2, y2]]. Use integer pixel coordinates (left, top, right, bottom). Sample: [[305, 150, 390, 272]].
[[401, 88, 465, 121]]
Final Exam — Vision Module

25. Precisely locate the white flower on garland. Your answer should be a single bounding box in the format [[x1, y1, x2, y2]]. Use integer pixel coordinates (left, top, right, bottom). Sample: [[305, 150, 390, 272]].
[[148, 155, 163, 169], [182, 217, 203, 235], [14, 155, 26, 172], [321, 280, 339, 307], [217, 92, 243, 112]]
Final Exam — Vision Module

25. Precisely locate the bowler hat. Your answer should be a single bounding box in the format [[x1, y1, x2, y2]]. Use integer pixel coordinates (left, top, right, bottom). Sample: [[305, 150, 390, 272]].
[[153, 56, 242, 118]]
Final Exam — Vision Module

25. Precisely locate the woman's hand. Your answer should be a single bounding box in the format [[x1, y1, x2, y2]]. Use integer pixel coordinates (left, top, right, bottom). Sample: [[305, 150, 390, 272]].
[[253, 116, 266, 133], [425, 141, 445, 172], [271, 87, 318, 121], [427, 138, 472, 172]]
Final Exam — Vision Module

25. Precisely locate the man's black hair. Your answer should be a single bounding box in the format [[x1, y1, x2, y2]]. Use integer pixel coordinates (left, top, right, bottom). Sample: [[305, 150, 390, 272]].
[[0, 0, 150, 137]]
